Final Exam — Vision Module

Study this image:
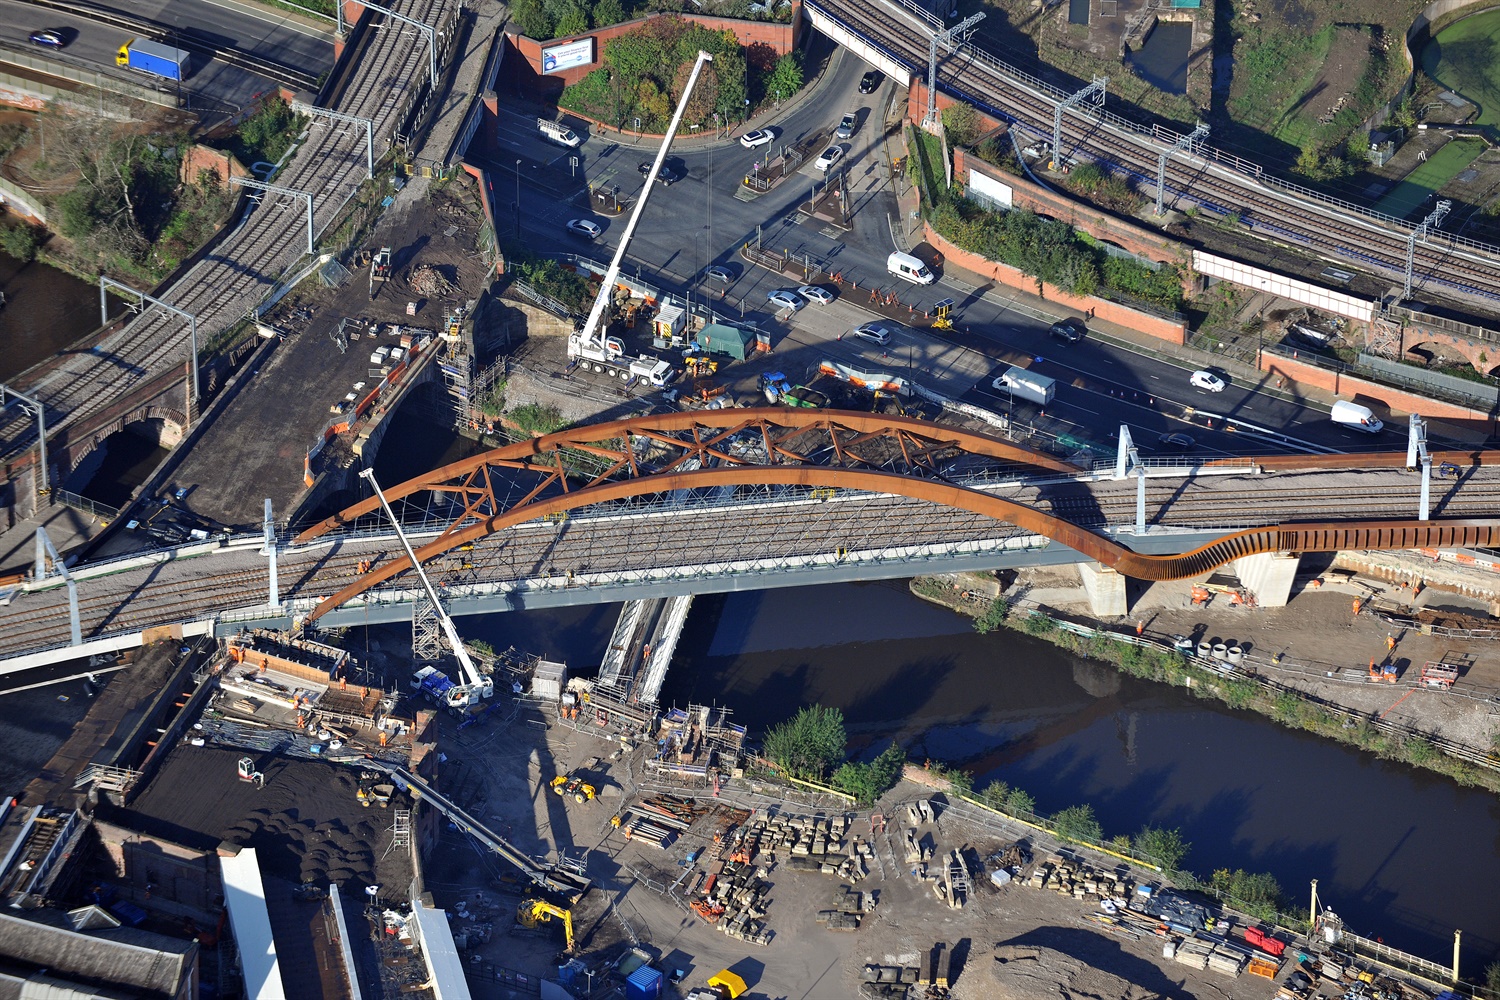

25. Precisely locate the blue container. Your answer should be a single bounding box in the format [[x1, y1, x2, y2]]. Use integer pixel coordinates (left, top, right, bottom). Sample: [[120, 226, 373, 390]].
[[625, 966, 663, 1000]]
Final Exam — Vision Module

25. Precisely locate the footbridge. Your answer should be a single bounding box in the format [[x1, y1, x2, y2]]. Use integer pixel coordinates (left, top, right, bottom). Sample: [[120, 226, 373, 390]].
[[3, 411, 1500, 674], [0, 0, 460, 507], [807, 0, 1500, 305]]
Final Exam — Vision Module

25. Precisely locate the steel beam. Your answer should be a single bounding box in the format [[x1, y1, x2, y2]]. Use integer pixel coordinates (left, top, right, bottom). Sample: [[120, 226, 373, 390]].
[[1154, 123, 1208, 217], [1404, 200, 1450, 301], [922, 12, 985, 130], [231, 177, 316, 255], [0, 384, 48, 497], [292, 102, 376, 179], [98, 277, 200, 419], [346, 0, 438, 86], [1052, 77, 1107, 172]]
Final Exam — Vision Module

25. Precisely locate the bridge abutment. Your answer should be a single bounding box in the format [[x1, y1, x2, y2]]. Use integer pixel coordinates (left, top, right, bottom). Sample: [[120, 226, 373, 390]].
[[1233, 551, 1300, 608], [1078, 562, 1129, 617]]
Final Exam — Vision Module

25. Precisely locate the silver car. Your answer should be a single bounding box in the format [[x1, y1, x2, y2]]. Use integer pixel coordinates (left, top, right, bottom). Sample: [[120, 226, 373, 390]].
[[835, 112, 856, 139]]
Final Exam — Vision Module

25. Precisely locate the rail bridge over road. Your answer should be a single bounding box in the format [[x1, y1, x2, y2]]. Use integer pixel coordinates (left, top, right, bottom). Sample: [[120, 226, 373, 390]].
[[3, 410, 1500, 674], [807, 0, 1500, 307], [0, 0, 459, 509]]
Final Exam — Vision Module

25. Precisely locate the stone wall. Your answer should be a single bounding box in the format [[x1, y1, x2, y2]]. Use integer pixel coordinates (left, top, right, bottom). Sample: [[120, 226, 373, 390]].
[[1258, 350, 1497, 433]]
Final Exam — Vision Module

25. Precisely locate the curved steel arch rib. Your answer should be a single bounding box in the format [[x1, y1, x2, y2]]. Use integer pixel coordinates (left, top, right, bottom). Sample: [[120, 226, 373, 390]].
[[294, 408, 1079, 545], [299, 463, 1500, 622]]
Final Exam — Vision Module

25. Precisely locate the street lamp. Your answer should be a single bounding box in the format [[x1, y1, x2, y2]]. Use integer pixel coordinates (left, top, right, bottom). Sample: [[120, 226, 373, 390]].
[[514, 159, 521, 235]]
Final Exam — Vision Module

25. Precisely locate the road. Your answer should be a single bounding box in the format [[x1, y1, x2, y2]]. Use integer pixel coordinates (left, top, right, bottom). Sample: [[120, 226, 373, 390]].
[[476, 46, 1442, 463]]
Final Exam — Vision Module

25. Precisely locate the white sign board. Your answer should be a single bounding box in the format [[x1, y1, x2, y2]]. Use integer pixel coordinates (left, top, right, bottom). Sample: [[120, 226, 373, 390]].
[[542, 38, 594, 74], [1192, 250, 1374, 322], [967, 168, 1013, 210]]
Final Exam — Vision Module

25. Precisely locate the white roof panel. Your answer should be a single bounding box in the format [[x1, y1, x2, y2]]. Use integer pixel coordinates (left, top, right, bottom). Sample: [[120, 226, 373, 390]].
[[218, 849, 286, 1000]]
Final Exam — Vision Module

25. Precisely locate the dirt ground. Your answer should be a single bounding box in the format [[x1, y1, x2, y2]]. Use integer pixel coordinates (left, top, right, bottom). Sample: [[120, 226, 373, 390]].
[[420, 704, 1296, 1000], [108, 744, 413, 888]]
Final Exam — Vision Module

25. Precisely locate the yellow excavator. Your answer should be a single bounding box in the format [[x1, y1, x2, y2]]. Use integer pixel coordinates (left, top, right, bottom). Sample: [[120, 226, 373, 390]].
[[550, 774, 596, 803], [517, 899, 575, 953]]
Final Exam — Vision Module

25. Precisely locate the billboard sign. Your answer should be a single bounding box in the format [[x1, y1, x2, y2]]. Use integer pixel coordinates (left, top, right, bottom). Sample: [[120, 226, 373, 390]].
[[542, 38, 594, 74]]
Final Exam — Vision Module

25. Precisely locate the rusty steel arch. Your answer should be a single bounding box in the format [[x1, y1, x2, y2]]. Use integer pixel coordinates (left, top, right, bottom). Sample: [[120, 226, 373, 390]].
[[293, 409, 1500, 622]]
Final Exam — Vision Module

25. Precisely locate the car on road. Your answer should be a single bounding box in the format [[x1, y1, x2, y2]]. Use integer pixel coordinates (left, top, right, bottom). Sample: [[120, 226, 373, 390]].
[[859, 70, 882, 94], [1157, 432, 1196, 450], [1189, 369, 1227, 392], [701, 265, 734, 284], [852, 322, 891, 345], [638, 160, 683, 185], [797, 284, 835, 305], [28, 29, 66, 48], [767, 289, 804, 312], [1049, 317, 1086, 343], [835, 112, 857, 139], [814, 145, 844, 171], [566, 219, 602, 240], [740, 128, 776, 148]]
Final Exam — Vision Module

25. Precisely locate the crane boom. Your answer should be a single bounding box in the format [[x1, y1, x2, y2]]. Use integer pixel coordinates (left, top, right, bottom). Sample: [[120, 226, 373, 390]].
[[359, 468, 484, 690], [576, 50, 714, 351]]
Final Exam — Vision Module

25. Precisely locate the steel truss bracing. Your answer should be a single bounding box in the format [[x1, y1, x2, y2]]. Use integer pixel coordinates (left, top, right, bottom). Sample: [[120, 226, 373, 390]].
[[1052, 77, 1107, 172], [923, 12, 986, 130], [290, 410, 1500, 623], [1154, 122, 1208, 217], [1405, 200, 1451, 300]]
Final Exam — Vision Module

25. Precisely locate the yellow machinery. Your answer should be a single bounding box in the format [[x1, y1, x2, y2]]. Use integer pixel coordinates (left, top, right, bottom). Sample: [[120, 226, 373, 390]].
[[550, 774, 596, 803], [686, 970, 748, 1000], [517, 899, 575, 953], [930, 296, 956, 331]]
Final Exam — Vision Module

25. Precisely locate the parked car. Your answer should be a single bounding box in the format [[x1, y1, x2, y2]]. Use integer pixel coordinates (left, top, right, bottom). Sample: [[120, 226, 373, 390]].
[[1157, 432, 1195, 450], [859, 70, 882, 94], [1049, 317, 1086, 343], [797, 284, 835, 305], [28, 29, 66, 48], [835, 112, 857, 139], [814, 145, 844, 171], [566, 219, 602, 240], [1189, 369, 1226, 392], [740, 128, 776, 148], [701, 265, 734, 284], [852, 323, 891, 345], [767, 289, 804, 311]]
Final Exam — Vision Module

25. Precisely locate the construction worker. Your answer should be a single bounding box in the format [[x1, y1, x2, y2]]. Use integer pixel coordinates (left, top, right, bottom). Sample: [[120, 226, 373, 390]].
[[1387, 634, 1396, 652], [1352, 598, 1362, 615], [1136, 621, 1145, 636]]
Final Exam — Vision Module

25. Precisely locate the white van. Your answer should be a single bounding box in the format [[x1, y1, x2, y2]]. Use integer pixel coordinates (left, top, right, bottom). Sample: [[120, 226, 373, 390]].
[[1331, 400, 1383, 434], [887, 251, 935, 285], [537, 118, 581, 148]]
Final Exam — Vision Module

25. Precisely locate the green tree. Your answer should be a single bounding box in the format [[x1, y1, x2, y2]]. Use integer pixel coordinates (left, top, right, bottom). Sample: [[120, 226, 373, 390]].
[[1052, 804, 1104, 844], [0, 224, 40, 262], [941, 102, 981, 146], [1485, 961, 1500, 997], [511, 0, 553, 39], [762, 704, 847, 781], [554, 3, 589, 36], [974, 596, 1009, 633], [832, 741, 906, 804], [1005, 787, 1036, 814], [1209, 868, 1283, 919], [976, 779, 1010, 810], [1135, 826, 1191, 871], [765, 51, 803, 102], [593, 0, 628, 26]]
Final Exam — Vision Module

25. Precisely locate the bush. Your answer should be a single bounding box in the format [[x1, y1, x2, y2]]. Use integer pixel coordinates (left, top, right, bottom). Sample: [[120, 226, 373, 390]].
[[975, 779, 1010, 810], [832, 741, 906, 804], [763, 704, 847, 781], [1135, 826, 1191, 871], [507, 403, 567, 435], [974, 596, 1009, 633], [764, 51, 803, 103], [1005, 787, 1036, 814], [1052, 804, 1104, 844], [1020, 612, 1057, 636], [228, 97, 303, 167], [1210, 868, 1284, 920], [0, 224, 40, 262]]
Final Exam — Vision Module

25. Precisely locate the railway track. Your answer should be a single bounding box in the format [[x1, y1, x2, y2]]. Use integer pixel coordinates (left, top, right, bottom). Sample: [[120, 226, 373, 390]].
[[0, 0, 451, 464], [5, 465, 1500, 657], [814, 0, 1500, 303]]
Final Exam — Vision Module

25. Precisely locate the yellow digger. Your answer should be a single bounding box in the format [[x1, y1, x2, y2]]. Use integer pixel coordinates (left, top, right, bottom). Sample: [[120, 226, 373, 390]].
[[550, 773, 596, 804], [517, 899, 575, 953]]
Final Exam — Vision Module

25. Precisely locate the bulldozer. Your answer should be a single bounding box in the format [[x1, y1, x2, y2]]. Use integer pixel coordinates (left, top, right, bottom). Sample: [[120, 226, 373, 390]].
[[517, 898, 575, 953], [550, 774, 596, 804]]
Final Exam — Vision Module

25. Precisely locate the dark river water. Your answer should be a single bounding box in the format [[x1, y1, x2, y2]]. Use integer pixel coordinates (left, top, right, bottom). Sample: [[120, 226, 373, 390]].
[[0, 248, 118, 384], [321, 399, 1500, 977]]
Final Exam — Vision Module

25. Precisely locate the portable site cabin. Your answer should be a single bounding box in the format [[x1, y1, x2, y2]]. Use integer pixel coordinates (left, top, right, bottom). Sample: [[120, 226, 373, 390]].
[[698, 323, 754, 360]]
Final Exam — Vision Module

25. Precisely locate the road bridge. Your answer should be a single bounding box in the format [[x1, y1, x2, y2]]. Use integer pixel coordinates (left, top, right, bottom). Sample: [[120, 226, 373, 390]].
[[0, 0, 458, 512], [3, 411, 1500, 674], [807, 0, 1500, 308]]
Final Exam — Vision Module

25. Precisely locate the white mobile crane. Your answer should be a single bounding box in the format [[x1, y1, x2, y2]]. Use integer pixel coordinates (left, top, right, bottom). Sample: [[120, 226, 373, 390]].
[[566, 50, 714, 382], [360, 468, 494, 711]]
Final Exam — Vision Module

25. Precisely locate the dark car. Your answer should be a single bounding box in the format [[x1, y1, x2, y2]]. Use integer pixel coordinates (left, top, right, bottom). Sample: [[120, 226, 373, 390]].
[[1157, 432, 1195, 451], [28, 28, 66, 48], [637, 160, 683, 185], [1049, 317, 1086, 343], [859, 70, 882, 94]]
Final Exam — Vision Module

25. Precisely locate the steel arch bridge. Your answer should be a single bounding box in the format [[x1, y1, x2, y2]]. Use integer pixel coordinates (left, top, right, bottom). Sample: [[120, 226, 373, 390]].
[[295, 409, 1500, 621]]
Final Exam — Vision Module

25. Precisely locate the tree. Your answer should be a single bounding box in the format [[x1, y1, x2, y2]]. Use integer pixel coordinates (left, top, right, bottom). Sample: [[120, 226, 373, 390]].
[[832, 741, 906, 804], [1052, 804, 1104, 844], [673, 59, 718, 123], [1209, 868, 1283, 919], [0, 224, 40, 262], [765, 51, 803, 102], [511, 0, 553, 39], [1005, 787, 1035, 814], [974, 596, 1009, 633], [941, 102, 981, 147], [593, 0, 628, 26], [554, 3, 589, 37], [1485, 961, 1500, 997], [762, 704, 847, 781], [1135, 826, 1191, 871], [976, 780, 1010, 810]]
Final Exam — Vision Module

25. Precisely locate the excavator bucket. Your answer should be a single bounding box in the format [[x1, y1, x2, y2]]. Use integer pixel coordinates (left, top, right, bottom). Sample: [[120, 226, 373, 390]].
[[707, 971, 747, 997]]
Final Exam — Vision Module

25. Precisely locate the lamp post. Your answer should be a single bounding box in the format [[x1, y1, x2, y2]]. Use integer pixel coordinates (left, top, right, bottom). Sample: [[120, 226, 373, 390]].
[[514, 159, 521, 234]]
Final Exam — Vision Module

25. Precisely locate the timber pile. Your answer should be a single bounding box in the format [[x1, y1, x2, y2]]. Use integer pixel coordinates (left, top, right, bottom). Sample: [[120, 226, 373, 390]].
[[1026, 855, 1134, 903], [693, 859, 772, 946], [815, 884, 874, 931], [620, 794, 706, 848]]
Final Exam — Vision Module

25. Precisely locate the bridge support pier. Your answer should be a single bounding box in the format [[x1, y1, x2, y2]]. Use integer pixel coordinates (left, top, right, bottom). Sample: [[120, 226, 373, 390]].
[[1078, 562, 1128, 617], [1232, 551, 1299, 608]]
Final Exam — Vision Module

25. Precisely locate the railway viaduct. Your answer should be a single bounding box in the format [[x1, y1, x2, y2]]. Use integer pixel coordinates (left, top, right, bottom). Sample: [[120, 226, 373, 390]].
[[4, 411, 1500, 676]]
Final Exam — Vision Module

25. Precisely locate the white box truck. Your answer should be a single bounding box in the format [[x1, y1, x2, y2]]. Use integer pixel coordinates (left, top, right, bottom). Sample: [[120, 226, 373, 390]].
[[1331, 400, 1383, 433], [887, 251, 935, 284], [992, 366, 1055, 405]]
